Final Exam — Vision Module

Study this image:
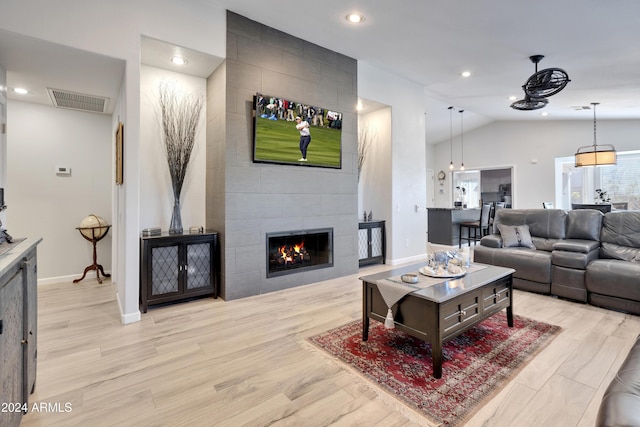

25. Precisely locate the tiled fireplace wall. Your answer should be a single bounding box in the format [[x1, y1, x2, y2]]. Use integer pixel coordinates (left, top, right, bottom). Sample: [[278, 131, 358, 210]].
[[206, 12, 359, 300]]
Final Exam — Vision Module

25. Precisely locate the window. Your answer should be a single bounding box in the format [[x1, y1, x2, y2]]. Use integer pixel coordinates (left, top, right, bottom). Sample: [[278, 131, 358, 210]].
[[453, 167, 512, 209], [452, 170, 480, 208], [556, 150, 640, 210]]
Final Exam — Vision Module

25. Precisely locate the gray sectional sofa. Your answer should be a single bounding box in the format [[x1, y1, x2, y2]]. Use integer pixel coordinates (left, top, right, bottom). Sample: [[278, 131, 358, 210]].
[[596, 334, 640, 427], [474, 208, 640, 315]]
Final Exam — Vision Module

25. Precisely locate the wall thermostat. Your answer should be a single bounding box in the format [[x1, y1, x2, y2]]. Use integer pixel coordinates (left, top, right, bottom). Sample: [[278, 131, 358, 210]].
[[55, 166, 71, 176]]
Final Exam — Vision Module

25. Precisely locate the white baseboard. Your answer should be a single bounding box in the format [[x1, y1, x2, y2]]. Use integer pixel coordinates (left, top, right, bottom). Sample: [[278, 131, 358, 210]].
[[37, 271, 113, 286], [37, 274, 81, 286], [386, 253, 427, 266], [117, 292, 141, 324]]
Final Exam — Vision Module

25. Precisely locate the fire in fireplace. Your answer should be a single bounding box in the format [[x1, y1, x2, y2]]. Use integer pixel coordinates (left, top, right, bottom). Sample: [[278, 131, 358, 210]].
[[266, 228, 333, 278]]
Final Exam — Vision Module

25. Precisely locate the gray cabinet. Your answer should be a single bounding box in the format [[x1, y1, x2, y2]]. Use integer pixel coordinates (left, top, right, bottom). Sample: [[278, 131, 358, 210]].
[[0, 238, 40, 427], [358, 221, 385, 266]]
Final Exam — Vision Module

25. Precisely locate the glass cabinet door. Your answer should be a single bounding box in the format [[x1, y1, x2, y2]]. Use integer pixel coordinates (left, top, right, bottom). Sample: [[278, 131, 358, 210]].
[[150, 245, 179, 295], [186, 242, 211, 290]]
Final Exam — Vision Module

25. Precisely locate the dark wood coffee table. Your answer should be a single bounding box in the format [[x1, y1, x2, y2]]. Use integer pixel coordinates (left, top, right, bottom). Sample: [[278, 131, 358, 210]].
[[361, 263, 515, 378]]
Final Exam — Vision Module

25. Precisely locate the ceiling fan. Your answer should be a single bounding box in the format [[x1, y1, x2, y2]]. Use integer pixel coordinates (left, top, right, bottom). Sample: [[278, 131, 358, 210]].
[[510, 55, 570, 111], [510, 95, 548, 111]]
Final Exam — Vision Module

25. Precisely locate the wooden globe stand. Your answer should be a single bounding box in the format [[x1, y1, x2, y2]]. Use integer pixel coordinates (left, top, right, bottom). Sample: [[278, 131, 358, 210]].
[[74, 224, 111, 284]]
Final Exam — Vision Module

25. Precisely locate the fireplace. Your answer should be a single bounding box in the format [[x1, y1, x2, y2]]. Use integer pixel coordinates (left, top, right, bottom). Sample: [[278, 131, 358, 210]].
[[266, 228, 333, 278]]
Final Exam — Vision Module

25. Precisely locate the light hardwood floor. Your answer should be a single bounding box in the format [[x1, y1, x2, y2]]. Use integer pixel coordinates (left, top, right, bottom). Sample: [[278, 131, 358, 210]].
[[21, 263, 640, 427]]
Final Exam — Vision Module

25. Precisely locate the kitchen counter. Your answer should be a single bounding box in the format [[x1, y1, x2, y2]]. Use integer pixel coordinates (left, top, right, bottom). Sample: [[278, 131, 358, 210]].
[[427, 208, 480, 246]]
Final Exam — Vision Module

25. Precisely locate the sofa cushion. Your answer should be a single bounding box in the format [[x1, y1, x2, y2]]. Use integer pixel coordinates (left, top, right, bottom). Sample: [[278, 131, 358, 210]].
[[474, 246, 552, 284], [586, 259, 640, 302], [567, 209, 603, 240], [600, 242, 640, 262], [479, 234, 502, 248], [532, 237, 562, 252], [552, 248, 600, 269], [494, 209, 567, 240], [493, 209, 528, 228], [553, 239, 600, 254], [497, 224, 535, 249], [601, 211, 640, 249]]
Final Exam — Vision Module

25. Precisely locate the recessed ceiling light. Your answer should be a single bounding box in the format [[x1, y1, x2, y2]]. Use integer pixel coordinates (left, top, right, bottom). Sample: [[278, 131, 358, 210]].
[[508, 95, 517, 101], [346, 13, 365, 23], [13, 87, 28, 95], [170, 56, 188, 65], [461, 71, 471, 78], [541, 111, 549, 116]]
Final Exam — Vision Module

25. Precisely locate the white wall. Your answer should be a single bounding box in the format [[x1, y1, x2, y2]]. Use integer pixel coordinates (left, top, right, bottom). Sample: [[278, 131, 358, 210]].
[[7, 101, 112, 281], [140, 65, 207, 231], [0, 65, 6, 228], [111, 73, 128, 321], [433, 119, 640, 209], [358, 107, 392, 225], [358, 62, 427, 264], [0, 0, 226, 323]]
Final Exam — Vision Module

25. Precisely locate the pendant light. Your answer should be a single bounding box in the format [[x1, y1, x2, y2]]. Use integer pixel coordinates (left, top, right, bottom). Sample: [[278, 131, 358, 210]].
[[448, 106, 454, 170], [459, 109, 465, 170], [575, 102, 617, 167]]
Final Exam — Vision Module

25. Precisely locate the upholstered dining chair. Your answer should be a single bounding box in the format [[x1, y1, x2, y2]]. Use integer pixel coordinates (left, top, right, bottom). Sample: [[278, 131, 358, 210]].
[[459, 203, 492, 248], [572, 203, 612, 213], [488, 202, 497, 233]]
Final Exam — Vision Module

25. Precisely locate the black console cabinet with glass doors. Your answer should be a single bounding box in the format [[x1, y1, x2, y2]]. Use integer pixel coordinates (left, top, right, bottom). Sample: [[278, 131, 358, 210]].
[[140, 231, 219, 313], [358, 220, 386, 266]]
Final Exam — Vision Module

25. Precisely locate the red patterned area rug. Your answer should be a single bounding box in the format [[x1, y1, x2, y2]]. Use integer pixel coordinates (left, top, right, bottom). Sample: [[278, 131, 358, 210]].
[[307, 313, 560, 426]]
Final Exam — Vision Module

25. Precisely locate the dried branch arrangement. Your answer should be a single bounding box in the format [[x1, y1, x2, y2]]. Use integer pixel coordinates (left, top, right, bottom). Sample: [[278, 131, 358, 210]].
[[358, 123, 376, 182], [158, 80, 204, 232]]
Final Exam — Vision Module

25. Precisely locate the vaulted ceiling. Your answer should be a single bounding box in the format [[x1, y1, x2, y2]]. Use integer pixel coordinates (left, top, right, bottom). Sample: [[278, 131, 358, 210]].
[[221, 0, 640, 143], [2, 1, 639, 144]]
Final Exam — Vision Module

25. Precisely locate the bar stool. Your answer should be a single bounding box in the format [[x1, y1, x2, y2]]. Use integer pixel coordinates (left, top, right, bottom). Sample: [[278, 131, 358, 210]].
[[459, 203, 492, 248]]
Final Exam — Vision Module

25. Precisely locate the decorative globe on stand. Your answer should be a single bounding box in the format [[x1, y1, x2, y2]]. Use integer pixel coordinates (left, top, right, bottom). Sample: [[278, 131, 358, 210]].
[[79, 214, 109, 240], [74, 214, 111, 284]]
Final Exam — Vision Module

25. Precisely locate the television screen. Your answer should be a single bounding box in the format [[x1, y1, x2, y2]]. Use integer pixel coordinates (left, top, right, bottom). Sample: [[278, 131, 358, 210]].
[[253, 93, 342, 169]]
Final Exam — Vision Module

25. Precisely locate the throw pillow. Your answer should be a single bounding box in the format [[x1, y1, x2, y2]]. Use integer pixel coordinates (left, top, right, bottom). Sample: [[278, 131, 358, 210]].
[[497, 224, 536, 249]]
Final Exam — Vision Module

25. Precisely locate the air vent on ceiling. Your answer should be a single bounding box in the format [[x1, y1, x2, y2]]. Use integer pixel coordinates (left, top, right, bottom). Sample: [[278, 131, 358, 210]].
[[47, 88, 109, 113], [571, 105, 592, 111]]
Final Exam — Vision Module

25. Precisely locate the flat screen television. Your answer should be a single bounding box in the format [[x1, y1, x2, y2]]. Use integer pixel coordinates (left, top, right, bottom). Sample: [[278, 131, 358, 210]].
[[253, 93, 342, 169]]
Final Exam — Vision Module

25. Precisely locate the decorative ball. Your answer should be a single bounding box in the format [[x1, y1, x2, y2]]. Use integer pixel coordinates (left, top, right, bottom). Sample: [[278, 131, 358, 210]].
[[79, 214, 109, 239]]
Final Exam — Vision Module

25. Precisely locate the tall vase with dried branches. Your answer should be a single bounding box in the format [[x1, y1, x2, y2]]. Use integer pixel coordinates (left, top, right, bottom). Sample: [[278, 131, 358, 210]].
[[358, 123, 376, 182], [158, 81, 204, 234]]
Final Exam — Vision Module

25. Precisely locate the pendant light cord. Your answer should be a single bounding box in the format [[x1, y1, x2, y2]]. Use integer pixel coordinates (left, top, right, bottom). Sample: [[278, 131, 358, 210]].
[[592, 102, 599, 147], [448, 106, 454, 169], [459, 109, 465, 170]]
